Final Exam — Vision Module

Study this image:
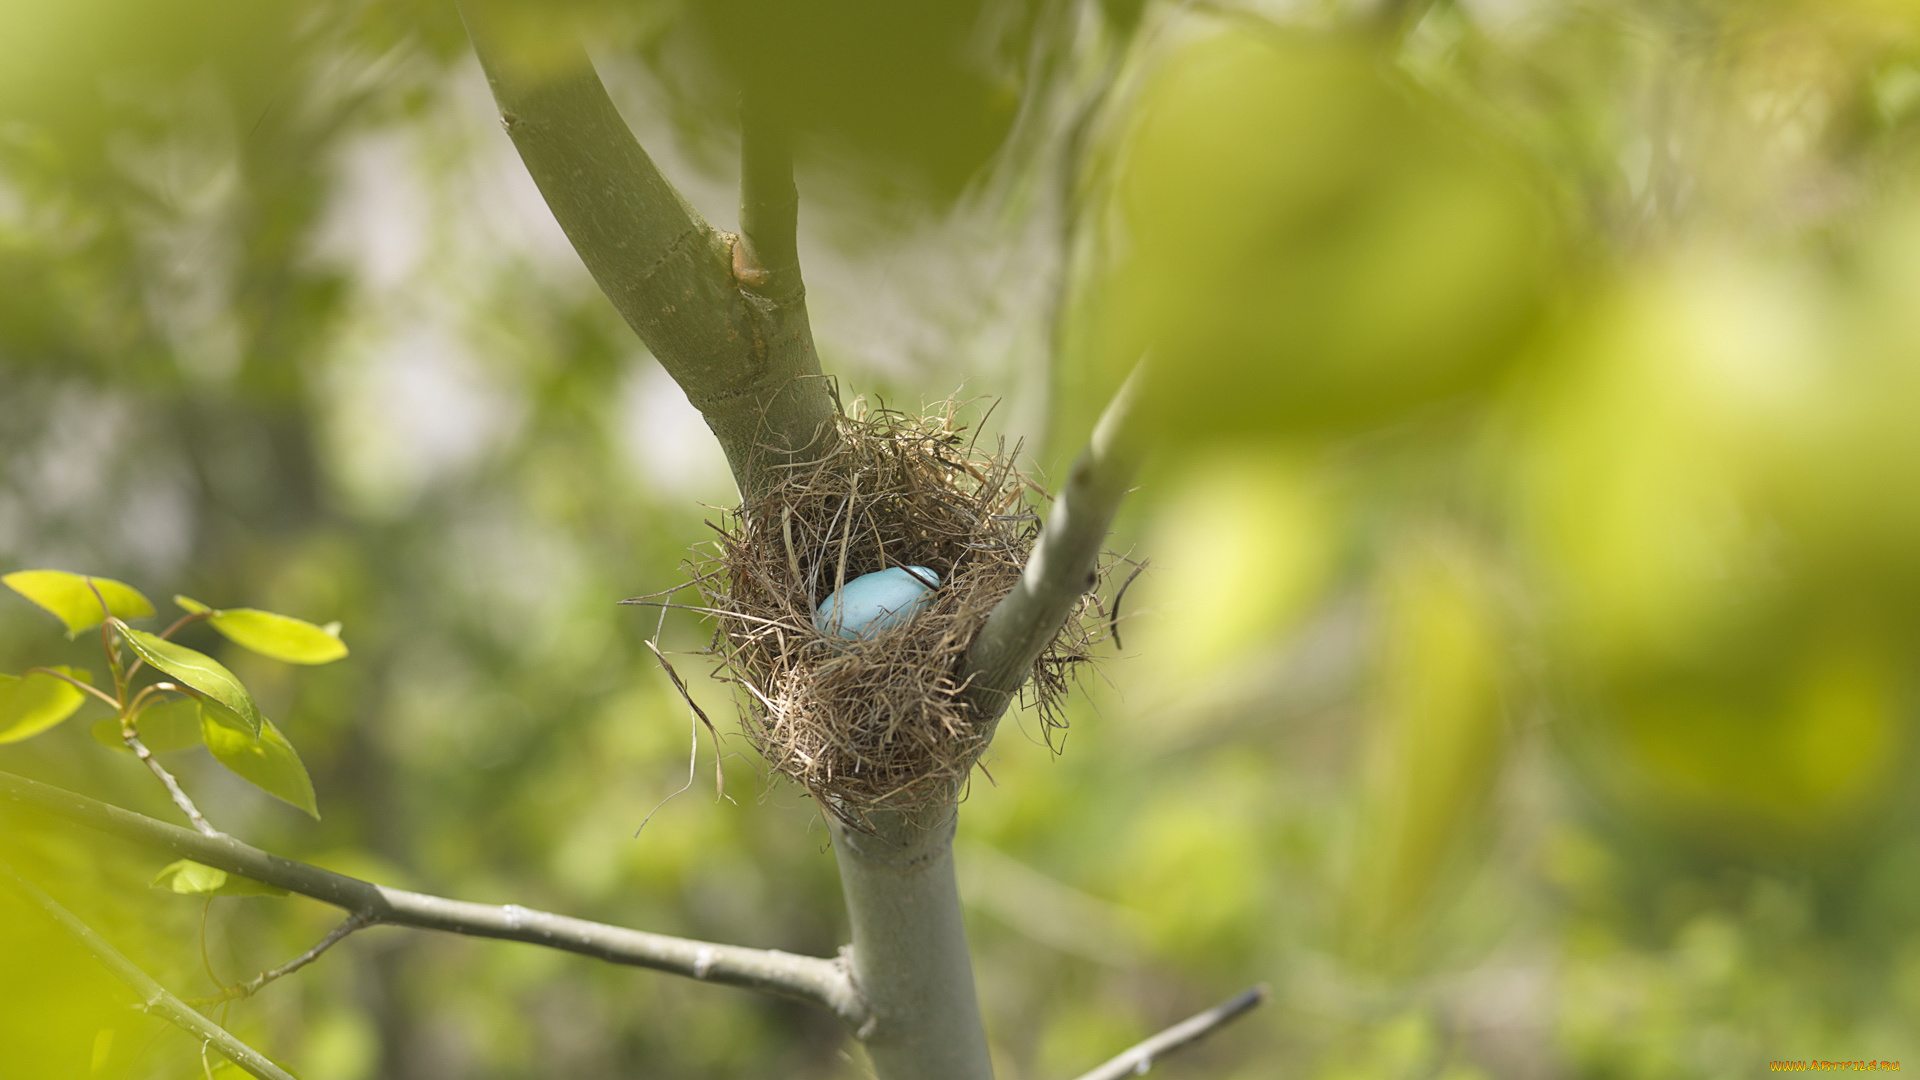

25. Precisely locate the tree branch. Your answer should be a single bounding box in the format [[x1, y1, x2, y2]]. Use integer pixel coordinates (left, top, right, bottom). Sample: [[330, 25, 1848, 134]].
[[455, 0, 837, 495], [963, 362, 1145, 731], [1069, 984, 1268, 1080], [829, 808, 993, 1079], [738, 86, 802, 301], [0, 770, 868, 1028], [0, 861, 299, 1080]]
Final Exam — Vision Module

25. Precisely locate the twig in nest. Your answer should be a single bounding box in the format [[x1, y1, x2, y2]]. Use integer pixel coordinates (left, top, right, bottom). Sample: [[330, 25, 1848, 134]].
[[1108, 559, 1149, 651], [646, 640, 729, 805]]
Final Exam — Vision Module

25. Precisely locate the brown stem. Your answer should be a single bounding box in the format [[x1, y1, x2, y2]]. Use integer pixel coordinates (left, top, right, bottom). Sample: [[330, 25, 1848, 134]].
[[23, 666, 121, 710]]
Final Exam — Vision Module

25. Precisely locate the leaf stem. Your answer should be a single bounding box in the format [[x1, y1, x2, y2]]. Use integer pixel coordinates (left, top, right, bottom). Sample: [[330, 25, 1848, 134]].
[[23, 666, 121, 710], [101, 615, 129, 702], [110, 618, 153, 684], [159, 610, 213, 641], [125, 682, 185, 722]]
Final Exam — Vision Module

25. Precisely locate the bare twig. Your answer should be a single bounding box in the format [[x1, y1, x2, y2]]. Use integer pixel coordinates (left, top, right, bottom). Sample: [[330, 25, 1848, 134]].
[[195, 911, 371, 1004], [125, 732, 221, 838], [0, 769, 869, 1028], [0, 862, 299, 1080], [963, 362, 1145, 733], [1069, 984, 1269, 1080]]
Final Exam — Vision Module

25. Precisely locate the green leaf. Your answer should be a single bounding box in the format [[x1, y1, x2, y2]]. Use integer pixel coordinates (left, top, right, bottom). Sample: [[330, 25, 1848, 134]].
[[201, 604, 348, 665], [4, 570, 155, 636], [0, 666, 91, 744], [152, 858, 227, 894], [114, 623, 264, 736], [201, 702, 319, 819], [172, 594, 211, 615], [151, 859, 287, 898], [90, 696, 205, 754]]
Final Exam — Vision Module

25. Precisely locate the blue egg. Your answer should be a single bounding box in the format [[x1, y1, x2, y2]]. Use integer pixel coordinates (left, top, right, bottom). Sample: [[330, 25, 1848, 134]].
[[813, 566, 941, 640]]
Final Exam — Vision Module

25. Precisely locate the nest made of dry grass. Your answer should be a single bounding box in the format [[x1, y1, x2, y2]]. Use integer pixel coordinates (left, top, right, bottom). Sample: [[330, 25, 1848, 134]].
[[689, 400, 1097, 825]]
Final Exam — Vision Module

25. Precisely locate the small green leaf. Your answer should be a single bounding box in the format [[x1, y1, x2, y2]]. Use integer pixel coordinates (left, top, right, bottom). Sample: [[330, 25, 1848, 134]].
[[115, 624, 263, 736], [151, 859, 287, 897], [152, 859, 227, 894], [5, 571, 155, 636], [207, 608, 348, 665], [172, 595, 212, 615], [90, 696, 204, 754], [201, 703, 319, 819], [0, 666, 91, 743]]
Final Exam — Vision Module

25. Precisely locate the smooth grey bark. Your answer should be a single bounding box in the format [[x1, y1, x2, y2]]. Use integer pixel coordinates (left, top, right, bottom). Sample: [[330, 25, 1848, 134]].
[[830, 808, 994, 1080], [963, 364, 1144, 734], [821, 369, 1145, 1080]]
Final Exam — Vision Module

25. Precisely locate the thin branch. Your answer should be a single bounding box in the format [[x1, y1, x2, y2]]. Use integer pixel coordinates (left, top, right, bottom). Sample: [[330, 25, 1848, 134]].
[[0, 769, 868, 1028], [194, 911, 371, 1004], [0, 862, 298, 1080], [23, 665, 121, 709], [1069, 984, 1269, 1080], [158, 609, 213, 641], [125, 732, 221, 838], [963, 362, 1146, 731], [737, 84, 802, 300]]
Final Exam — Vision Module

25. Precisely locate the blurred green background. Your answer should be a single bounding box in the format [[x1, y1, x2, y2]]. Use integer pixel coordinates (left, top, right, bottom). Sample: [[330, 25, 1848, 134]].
[[4, 0, 1920, 1076]]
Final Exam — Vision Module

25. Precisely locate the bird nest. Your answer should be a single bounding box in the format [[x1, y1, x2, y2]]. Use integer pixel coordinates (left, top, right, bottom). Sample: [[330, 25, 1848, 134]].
[[686, 401, 1097, 825]]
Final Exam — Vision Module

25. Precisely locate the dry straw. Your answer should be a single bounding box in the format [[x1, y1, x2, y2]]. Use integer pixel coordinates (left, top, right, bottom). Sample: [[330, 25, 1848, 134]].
[[685, 399, 1099, 826]]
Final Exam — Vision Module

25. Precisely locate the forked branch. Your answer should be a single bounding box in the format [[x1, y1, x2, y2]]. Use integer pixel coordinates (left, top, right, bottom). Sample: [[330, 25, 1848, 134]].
[[0, 862, 298, 1080], [0, 770, 868, 1028]]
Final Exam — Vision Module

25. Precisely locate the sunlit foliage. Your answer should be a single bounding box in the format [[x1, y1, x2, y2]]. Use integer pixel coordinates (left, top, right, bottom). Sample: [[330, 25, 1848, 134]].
[[5, 0, 1920, 1076]]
